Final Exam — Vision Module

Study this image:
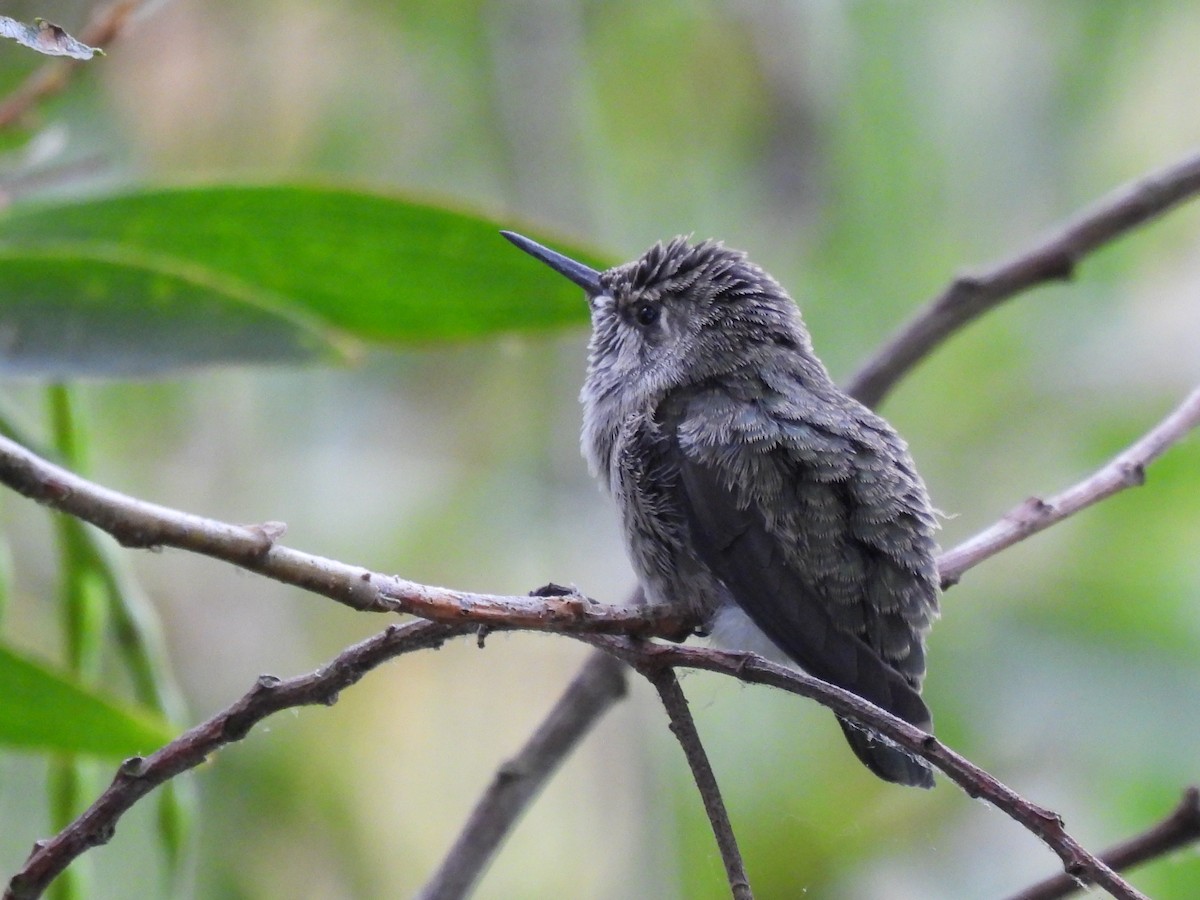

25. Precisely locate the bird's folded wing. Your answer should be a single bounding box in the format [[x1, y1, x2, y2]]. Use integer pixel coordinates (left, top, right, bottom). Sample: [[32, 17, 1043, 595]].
[[661, 392, 932, 730]]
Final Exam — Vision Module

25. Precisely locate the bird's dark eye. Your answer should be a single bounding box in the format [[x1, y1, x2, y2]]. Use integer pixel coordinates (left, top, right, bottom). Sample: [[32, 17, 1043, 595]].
[[634, 301, 659, 327]]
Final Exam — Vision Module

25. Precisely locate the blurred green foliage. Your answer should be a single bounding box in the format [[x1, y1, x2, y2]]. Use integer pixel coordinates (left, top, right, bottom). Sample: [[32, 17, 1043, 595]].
[[0, 2, 1198, 899]]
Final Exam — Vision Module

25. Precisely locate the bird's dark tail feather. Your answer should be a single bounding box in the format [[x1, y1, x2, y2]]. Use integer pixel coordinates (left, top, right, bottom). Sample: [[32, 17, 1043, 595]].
[[837, 718, 934, 789]]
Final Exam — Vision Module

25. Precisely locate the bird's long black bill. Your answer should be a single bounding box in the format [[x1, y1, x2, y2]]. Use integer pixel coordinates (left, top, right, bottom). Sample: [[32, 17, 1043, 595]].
[[500, 230, 602, 295]]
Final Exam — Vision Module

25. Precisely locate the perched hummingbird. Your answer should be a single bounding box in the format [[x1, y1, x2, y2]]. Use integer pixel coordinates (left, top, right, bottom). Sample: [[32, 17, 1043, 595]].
[[503, 231, 940, 788]]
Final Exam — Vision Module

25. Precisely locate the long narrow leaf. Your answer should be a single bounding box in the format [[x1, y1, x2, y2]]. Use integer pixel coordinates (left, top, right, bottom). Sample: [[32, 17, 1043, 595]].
[[0, 641, 172, 756], [0, 186, 604, 376], [0, 245, 349, 376]]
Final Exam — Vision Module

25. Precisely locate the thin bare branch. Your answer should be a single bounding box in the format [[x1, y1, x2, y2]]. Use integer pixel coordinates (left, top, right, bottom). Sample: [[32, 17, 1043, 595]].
[[0, 402, 1179, 898], [640, 664, 753, 900], [938, 383, 1200, 587], [4, 611, 1157, 900], [584, 635, 1148, 900], [4, 619, 469, 900], [0, 314, 1193, 900], [0, 433, 690, 638], [10, 363, 1185, 627], [417, 651, 628, 900], [846, 148, 1200, 408], [1007, 787, 1200, 900]]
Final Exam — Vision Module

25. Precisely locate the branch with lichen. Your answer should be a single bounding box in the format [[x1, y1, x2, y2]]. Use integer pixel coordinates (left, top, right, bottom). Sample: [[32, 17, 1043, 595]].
[[0, 1, 141, 129]]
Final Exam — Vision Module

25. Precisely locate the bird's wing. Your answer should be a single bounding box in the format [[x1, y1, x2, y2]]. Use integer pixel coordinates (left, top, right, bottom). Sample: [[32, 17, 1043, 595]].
[[657, 377, 938, 730]]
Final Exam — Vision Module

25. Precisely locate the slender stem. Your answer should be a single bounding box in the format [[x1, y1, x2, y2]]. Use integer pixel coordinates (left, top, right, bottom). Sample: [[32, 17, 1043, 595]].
[[45, 386, 98, 900], [46, 386, 101, 676], [0, 532, 10, 626], [640, 664, 753, 900]]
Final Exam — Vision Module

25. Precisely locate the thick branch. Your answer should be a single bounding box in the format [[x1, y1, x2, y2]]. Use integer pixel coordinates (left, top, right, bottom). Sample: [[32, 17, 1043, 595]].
[[641, 665, 752, 900], [0, 433, 689, 638], [417, 651, 628, 900], [4, 619, 469, 900], [1007, 787, 1200, 900], [846, 148, 1200, 407], [938, 383, 1200, 586], [6, 365, 1193, 637], [585, 636, 1148, 900]]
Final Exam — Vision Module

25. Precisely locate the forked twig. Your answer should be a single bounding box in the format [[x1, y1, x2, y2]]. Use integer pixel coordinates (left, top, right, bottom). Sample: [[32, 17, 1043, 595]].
[[585, 635, 1149, 900], [4, 141, 1200, 897], [938, 384, 1200, 586], [846, 148, 1200, 407], [3, 368, 1198, 898], [1007, 787, 1200, 900]]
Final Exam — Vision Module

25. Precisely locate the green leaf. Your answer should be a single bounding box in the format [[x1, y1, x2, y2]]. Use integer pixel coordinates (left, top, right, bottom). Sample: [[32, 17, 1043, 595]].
[[0, 246, 346, 376], [0, 641, 173, 756], [0, 185, 605, 376]]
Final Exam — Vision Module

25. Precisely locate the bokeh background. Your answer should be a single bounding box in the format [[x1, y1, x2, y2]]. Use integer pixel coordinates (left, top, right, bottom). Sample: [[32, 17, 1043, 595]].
[[1, 1, 1200, 897]]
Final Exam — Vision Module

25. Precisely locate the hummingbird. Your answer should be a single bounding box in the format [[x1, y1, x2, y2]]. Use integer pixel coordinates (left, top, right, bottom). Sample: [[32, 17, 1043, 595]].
[[503, 230, 940, 787]]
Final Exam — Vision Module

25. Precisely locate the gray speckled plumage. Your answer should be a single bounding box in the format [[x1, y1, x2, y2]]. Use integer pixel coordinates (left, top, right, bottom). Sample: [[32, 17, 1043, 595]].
[[506, 232, 940, 788]]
